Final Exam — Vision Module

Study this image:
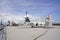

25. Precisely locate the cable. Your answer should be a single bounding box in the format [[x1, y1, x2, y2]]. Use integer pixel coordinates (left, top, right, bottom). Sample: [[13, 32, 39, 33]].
[[34, 29, 49, 40]]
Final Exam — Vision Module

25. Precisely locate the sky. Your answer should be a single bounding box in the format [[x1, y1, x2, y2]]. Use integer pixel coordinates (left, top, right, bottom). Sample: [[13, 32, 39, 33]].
[[0, 0, 60, 23]]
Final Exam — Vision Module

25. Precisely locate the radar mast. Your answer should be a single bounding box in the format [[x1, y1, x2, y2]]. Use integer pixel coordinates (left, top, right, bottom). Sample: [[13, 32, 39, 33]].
[[25, 11, 30, 22]]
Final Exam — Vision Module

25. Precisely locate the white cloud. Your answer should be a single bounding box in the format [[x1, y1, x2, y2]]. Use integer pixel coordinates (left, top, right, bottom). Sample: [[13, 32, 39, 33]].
[[0, 13, 24, 22], [0, 12, 44, 23]]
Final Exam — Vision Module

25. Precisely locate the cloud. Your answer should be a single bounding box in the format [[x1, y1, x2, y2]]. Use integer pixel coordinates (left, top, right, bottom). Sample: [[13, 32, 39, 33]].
[[0, 13, 24, 22], [0, 12, 44, 23]]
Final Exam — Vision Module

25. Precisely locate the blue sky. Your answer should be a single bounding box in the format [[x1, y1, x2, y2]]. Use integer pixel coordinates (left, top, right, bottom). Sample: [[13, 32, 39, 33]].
[[0, 0, 60, 23]]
